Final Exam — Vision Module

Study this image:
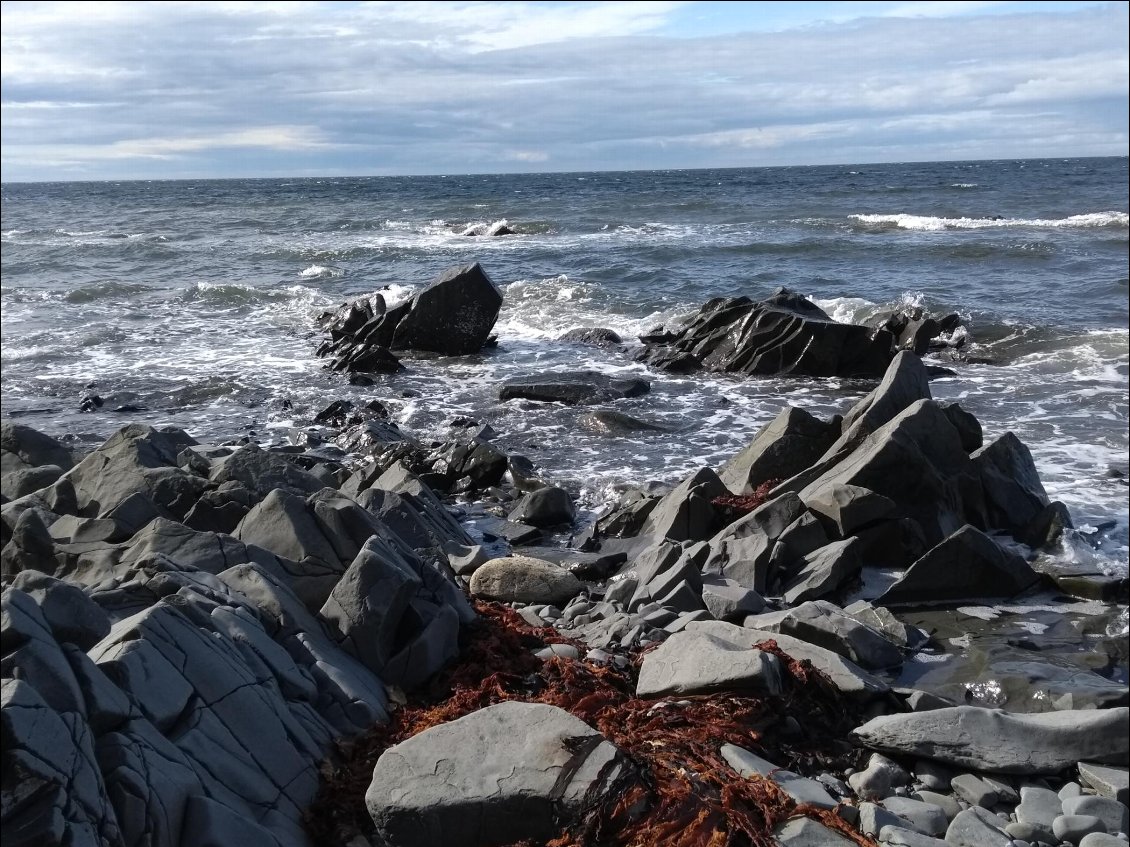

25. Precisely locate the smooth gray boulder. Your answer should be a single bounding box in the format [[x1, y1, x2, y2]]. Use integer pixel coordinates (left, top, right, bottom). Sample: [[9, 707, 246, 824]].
[[365, 702, 630, 847], [469, 555, 584, 605], [1061, 796, 1129, 837], [1054, 815, 1108, 844], [882, 797, 949, 837], [718, 406, 840, 495], [876, 525, 1042, 607], [850, 706, 1130, 774], [391, 262, 503, 355], [636, 630, 784, 698], [1016, 785, 1063, 830], [1, 420, 74, 472], [944, 806, 1012, 846]]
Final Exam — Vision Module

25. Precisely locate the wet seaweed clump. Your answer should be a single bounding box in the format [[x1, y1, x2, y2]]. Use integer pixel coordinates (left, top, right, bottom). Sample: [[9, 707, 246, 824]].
[[711, 480, 781, 523], [305, 600, 873, 847]]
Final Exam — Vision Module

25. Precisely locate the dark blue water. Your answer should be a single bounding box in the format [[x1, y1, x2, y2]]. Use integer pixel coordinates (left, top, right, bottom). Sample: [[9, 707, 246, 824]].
[[3, 158, 1128, 575]]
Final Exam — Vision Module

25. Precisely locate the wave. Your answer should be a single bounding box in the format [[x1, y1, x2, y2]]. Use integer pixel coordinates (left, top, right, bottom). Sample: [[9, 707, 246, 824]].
[[849, 211, 1128, 231], [949, 183, 979, 189], [63, 281, 155, 303], [298, 264, 343, 280]]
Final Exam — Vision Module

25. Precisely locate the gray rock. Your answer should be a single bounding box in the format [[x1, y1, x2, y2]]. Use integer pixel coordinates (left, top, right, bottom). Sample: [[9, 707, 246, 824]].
[[877, 525, 1041, 607], [851, 706, 1130, 774], [578, 409, 667, 434], [365, 702, 630, 847], [499, 370, 650, 405], [642, 467, 729, 543], [701, 576, 765, 621], [944, 805, 1013, 846], [1078, 833, 1127, 847], [1061, 780, 1085, 800], [718, 406, 840, 495], [915, 760, 957, 792], [981, 775, 1019, 805], [850, 763, 895, 801], [804, 483, 897, 538], [708, 491, 807, 592], [9, 571, 110, 649], [879, 824, 950, 846], [208, 443, 325, 500], [1078, 762, 1130, 806], [686, 619, 889, 700], [883, 796, 950, 837], [636, 630, 783, 698], [508, 486, 575, 528], [780, 537, 863, 604], [914, 790, 962, 821], [558, 327, 622, 346], [746, 599, 902, 670], [1016, 786, 1064, 830], [1054, 815, 1108, 844], [773, 815, 858, 845], [1, 420, 74, 471], [1005, 821, 1055, 844], [1062, 796, 1128, 837], [860, 801, 908, 836], [391, 262, 502, 355], [469, 555, 584, 605], [971, 433, 1049, 539], [2, 464, 67, 500], [951, 774, 999, 808], [721, 744, 837, 809]]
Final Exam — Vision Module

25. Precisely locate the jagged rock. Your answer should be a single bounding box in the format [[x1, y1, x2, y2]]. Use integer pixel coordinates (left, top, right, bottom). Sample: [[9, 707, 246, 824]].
[[390, 263, 502, 355], [851, 706, 1130, 774], [499, 370, 650, 405], [700, 576, 765, 621], [876, 525, 1042, 607], [942, 403, 983, 453], [704, 491, 806, 593], [685, 620, 889, 700], [1, 508, 58, 580], [779, 537, 862, 604], [2, 465, 67, 501], [558, 327, 622, 345], [9, 571, 110, 649], [625, 542, 706, 612], [803, 483, 897, 538], [208, 443, 326, 501], [1077, 762, 1130, 805], [319, 535, 465, 690], [635, 630, 784, 698], [365, 702, 631, 847], [718, 406, 840, 494], [507, 486, 575, 528], [744, 600, 902, 670], [637, 288, 904, 378], [773, 816, 858, 845], [1, 420, 74, 472], [971, 432, 1052, 539], [469, 556, 584, 605]]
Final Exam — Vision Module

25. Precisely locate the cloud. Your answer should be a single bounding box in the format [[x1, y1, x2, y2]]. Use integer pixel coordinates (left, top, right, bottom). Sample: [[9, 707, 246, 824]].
[[0, 1, 1126, 180]]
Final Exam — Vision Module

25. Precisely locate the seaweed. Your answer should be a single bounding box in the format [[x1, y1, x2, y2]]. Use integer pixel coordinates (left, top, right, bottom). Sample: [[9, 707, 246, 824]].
[[304, 600, 876, 847], [710, 480, 781, 523]]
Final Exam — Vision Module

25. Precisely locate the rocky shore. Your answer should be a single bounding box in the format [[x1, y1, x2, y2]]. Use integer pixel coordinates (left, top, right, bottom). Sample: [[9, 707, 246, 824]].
[[2, 264, 1127, 847]]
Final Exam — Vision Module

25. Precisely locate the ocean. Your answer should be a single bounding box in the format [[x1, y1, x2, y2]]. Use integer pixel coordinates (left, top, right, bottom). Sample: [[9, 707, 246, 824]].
[[2, 157, 1128, 581]]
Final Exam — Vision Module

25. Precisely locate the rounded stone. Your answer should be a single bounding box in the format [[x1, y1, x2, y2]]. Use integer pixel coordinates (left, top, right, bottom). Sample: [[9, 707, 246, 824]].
[[1054, 814, 1108, 845], [469, 556, 584, 605]]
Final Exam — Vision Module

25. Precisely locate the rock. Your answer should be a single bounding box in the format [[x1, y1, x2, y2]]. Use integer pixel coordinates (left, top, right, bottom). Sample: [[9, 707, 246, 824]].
[[773, 816, 858, 845], [558, 327, 622, 345], [914, 790, 962, 821], [700, 576, 765, 621], [780, 538, 863, 604], [879, 824, 949, 846], [971, 433, 1050, 539], [637, 288, 904, 379], [636, 629, 784, 698], [859, 801, 908, 836], [706, 491, 807, 592], [390, 263, 503, 355], [850, 762, 894, 801], [208, 443, 326, 500], [1016, 785, 1063, 830], [1078, 762, 1130, 805], [578, 409, 667, 434], [365, 702, 631, 847], [942, 403, 983, 453], [744, 600, 902, 670], [950, 773, 999, 808], [1079, 833, 1126, 847], [877, 524, 1042, 607], [642, 467, 729, 544], [914, 760, 957, 792], [717, 406, 840, 494], [9, 571, 110, 649], [1054, 815, 1108, 844], [850, 706, 1130, 774], [1005, 821, 1055, 844], [469, 556, 584, 605], [882, 797, 949, 837], [686, 620, 889, 700], [944, 806, 1013, 847], [499, 370, 651, 405], [507, 486, 575, 528], [721, 744, 837, 809], [1, 420, 74, 471], [2, 464, 67, 500], [1061, 796, 1128, 837], [803, 483, 897, 538]]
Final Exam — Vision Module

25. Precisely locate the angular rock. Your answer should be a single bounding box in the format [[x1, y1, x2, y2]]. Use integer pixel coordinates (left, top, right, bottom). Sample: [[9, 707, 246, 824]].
[[971, 432, 1050, 538], [1, 421, 74, 472], [780, 537, 862, 604], [507, 486, 575, 528], [944, 806, 1012, 847], [850, 706, 1130, 774], [636, 629, 784, 698], [9, 571, 110, 649], [745, 600, 902, 670], [391, 263, 502, 355], [717, 406, 840, 494], [876, 525, 1042, 607], [1078, 762, 1130, 806], [365, 702, 631, 847], [706, 491, 806, 592], [642, 467, 729, 543], [558, 327, 622, 345], [773, 816, 857, 846], [469, 556, 583, 605], [803, 483, 897, 538], [701, 576, 765, 621], [499, 370, 650, 406]]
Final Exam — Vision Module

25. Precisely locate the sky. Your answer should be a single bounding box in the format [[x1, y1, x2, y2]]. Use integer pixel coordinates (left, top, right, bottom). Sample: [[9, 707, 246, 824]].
[[1, 0, 1127, 181]]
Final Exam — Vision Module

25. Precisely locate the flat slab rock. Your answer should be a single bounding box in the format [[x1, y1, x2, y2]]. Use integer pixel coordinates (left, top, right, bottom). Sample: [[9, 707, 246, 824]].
[[498, 371, 651, 405], [635, 630, 784, 698], [365, 701, 631, 847], [850, 705, 1130, 775]]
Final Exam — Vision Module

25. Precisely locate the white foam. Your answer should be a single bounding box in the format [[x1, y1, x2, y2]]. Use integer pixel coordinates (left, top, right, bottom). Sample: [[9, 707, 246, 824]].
[[298, 264, 342, 279], [850, 211, 1129, 231], [950, 183, 979, 188]]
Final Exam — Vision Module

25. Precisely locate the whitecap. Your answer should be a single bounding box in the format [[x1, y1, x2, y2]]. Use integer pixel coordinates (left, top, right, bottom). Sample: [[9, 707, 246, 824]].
[[298, 264, 343, 279], [849, 211, 1129, 231]]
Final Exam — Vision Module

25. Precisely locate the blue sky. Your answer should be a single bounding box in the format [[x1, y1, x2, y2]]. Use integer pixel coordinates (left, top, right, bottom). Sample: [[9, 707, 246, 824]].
[[1, 1, 1126, 181]]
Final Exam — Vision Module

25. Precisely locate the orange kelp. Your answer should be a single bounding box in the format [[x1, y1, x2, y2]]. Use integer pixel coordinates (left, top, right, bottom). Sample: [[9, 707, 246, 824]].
[[305, 601, 875, 847]]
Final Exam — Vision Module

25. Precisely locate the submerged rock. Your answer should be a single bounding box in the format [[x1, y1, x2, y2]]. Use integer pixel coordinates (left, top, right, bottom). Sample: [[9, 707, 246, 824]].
[[499, 371, 651, 405]]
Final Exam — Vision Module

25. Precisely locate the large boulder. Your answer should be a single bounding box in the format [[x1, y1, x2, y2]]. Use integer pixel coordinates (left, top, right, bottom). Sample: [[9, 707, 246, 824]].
[[469, 556, 584, 605], [1, 420, 74, 472], [391, 263, 502, 355], [636, 288, 933, 378], [744, 600, 903, 671], [718, 406, 840, 495], [850, 706, 1130, 774], [635, 630, 784, 698], [365, 702, 632, 847]]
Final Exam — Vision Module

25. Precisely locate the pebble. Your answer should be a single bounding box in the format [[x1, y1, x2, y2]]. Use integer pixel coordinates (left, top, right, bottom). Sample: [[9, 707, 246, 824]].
[[913, 789, 962, 821], [533, 644, 580, 660], [951, 773, 1000, 808], [882, 796, 949, 837], [1079, 833, 1128, 847], [1060, 782, 1085, 800], [1062, 796, 1130, 837], [1016, 786, 1063, 830], [1005, 821, 1056, 844]]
